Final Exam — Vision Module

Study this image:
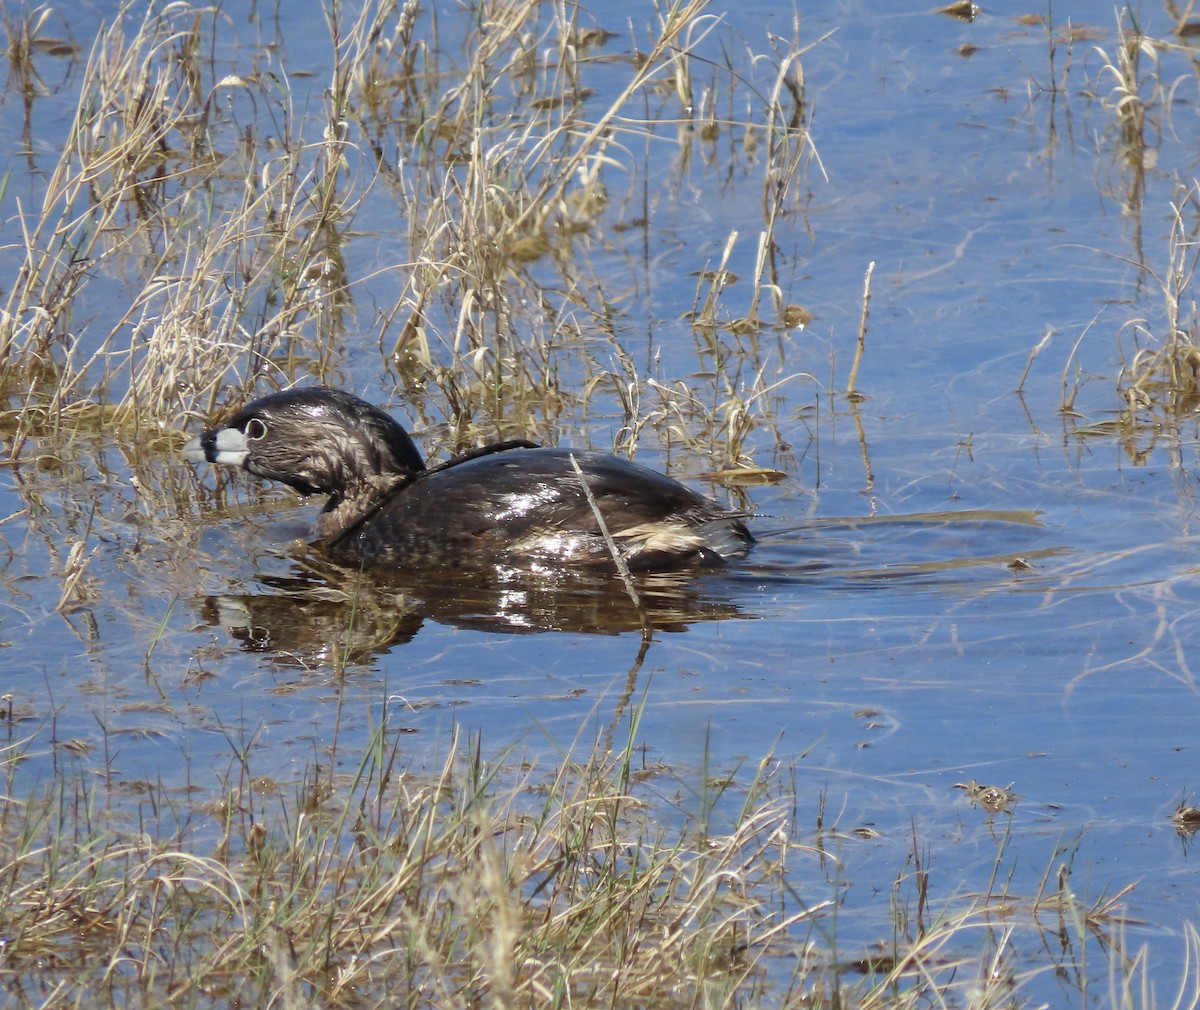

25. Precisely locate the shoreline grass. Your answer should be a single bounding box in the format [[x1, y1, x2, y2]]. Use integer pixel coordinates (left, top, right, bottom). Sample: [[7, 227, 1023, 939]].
[[0, 711, 1171, 1010]]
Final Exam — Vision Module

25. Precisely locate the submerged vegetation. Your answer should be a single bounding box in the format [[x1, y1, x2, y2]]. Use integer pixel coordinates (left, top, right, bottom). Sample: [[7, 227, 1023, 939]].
[[3, 0, 1200, 1007]]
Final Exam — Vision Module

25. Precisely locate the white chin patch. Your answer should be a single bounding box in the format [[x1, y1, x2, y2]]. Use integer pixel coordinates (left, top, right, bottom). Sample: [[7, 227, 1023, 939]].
[[182, 427, 250, 466]]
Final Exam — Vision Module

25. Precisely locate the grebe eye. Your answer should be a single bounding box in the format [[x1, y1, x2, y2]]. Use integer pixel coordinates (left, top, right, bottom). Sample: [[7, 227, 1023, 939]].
[[245, 417, 268, 441]]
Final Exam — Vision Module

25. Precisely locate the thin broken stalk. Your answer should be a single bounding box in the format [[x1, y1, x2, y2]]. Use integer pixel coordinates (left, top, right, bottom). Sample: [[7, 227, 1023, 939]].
[[568, 451, 650, 637], [846, 260, 875, 398]]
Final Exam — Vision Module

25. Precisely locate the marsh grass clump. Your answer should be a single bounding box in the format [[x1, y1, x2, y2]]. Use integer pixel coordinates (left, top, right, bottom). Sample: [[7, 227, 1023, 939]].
[[355, 0, 818, 458], [1, 0, 815, 483], [0, 3, 363, 451], [1088, 12, 1200, 430], [1091, 9, 1160, 227], [0, 720, 823, 1007], [1060, 8, 1200, 455], [0, 718, 1162, 1010], [1117, 184, 1200, 418], [1172, 791, 1200, 837]]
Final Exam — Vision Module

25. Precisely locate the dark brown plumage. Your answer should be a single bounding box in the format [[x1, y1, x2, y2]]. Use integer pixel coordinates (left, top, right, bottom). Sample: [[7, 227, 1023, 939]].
[[184, 387, 754, 572]]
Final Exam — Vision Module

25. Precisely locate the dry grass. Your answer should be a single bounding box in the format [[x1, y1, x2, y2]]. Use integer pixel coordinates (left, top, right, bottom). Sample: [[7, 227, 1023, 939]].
[[0, 710, 1176, 1010], [0, 0, 816, 478], [1, 4, 355, 448], [1086, 9, 1200, 428], [1117, 183, 1200, 417], [0, 718, 815, 1007], [1036, 6, 1200, 459]]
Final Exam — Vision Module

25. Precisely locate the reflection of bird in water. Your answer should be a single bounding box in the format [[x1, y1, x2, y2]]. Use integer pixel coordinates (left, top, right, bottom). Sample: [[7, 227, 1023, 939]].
[[199, 571, 425, 669], [200, 559, 754, 667], [184, 387, 754, 573]]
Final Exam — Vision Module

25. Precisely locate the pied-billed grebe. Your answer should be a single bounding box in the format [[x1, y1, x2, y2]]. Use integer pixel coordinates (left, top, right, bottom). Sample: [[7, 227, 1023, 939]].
[[183, 387, 754, 571]]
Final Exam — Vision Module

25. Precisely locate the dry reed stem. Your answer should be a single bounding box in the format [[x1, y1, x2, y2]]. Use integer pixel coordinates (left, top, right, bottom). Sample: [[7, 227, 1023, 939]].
[[567, 450, 650, 640], [845, 259, 875, 398]]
